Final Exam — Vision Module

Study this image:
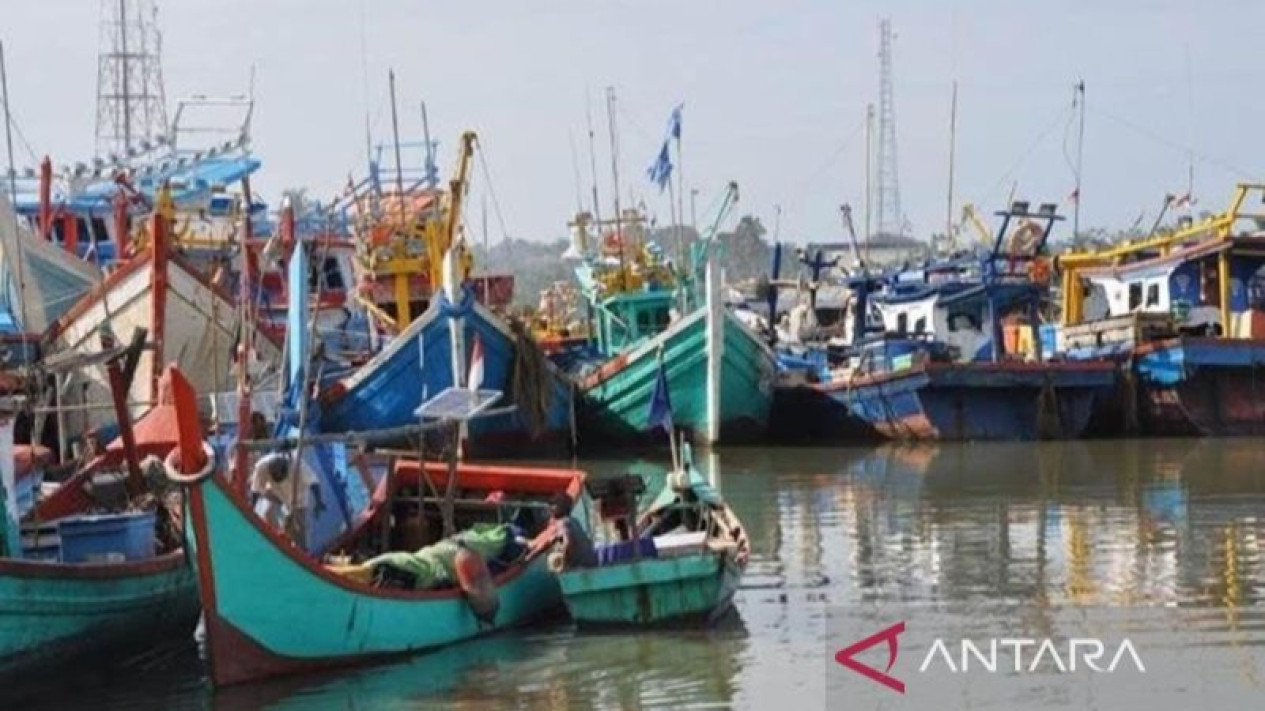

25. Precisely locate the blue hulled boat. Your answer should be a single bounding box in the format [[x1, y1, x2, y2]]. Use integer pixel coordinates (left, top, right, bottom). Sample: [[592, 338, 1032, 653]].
[[808, 202, 1115, 441]]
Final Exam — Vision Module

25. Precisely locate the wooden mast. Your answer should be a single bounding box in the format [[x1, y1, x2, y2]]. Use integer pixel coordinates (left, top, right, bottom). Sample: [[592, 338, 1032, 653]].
[[232, 177, 256, 494]]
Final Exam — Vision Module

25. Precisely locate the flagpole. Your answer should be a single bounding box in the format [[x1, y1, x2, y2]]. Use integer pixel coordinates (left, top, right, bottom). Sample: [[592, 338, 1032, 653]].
[[657, 347, 679, 472], [1073, 80, 1085, 238], [674, 105, 685, 274]]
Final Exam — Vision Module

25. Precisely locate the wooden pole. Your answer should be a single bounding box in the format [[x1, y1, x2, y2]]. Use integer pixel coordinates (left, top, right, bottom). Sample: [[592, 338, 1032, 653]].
[[0, 41, 31, 339], [704, 258, 722, 446], [149, 188, 170, 404], [102, 329, 145, 496], [945, 81, 958, 249], [232, 177, 255, 494], [441, 421, 458, 538]]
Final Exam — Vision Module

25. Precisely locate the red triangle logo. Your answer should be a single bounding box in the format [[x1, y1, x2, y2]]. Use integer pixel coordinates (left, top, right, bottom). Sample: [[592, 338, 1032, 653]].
[[834, 621, 906, 694]]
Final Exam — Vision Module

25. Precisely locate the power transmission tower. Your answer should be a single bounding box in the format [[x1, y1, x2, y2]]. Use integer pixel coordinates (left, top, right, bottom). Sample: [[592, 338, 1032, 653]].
[[95, 0, 169, 158], [875, 18, 903, 237]]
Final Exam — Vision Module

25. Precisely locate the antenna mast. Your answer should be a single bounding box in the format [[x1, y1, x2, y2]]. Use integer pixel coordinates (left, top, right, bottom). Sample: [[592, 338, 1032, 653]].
[[875, 19, 903, 237], [95, 0, 168, 157]]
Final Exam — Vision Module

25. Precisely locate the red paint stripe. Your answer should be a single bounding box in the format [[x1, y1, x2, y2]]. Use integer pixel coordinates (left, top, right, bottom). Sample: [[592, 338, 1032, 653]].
[[0, 550, 186, 580]]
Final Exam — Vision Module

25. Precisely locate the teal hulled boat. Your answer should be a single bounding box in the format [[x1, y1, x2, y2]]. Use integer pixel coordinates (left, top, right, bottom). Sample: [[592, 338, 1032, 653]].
[[577, 301, 776, 444], [183, 456, 588, 686], [561, 185, 777, 446], [557, 464, 749, 626], [168, 360, 591, 687], [0, 391, 200, 679], [0, 553, 198, 678]]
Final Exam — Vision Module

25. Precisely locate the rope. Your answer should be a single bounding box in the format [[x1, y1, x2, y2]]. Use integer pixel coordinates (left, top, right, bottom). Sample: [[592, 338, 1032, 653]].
[[475, 145, 511, 243], [163, 442, 217, 486]]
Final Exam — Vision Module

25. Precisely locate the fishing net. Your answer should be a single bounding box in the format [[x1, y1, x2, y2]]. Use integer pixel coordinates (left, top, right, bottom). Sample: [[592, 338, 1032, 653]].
[[509, 319, 553, 439]]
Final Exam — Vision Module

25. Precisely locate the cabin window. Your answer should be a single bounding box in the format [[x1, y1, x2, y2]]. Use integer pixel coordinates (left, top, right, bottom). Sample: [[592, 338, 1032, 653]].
[[896, 312, 908, 334], [323, 257, 345, 290], [1145, 282, 1160, 307], [636, 310, 653, 335], [654, 307, 670, 330], [914, 316, 927, 334], [1128, 283, 1143, 310]]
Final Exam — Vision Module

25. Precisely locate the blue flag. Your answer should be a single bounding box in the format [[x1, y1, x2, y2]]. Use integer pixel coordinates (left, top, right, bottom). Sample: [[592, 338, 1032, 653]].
[[647, 142, 672, 192], [648, 359, 674, 435], [646, 103, 683, 192]]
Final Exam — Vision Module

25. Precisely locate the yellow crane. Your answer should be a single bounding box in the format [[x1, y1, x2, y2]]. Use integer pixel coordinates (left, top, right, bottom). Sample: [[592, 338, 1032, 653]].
[[960, 203, 993, 247]]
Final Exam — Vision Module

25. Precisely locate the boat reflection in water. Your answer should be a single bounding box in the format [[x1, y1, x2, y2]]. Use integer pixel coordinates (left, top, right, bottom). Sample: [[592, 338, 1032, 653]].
[[7, 442, 1263, 710]]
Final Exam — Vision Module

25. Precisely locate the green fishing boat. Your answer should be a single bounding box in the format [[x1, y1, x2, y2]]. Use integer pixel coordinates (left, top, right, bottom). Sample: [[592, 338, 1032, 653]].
[[0, 372, 200, 679], [165, 367, 593, 687], [555, 460, 749, 626], [560, 183, 777, 446]]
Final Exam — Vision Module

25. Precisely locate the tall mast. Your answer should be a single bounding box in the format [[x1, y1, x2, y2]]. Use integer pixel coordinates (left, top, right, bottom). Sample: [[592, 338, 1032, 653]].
[[420, 100, 437, 189], [945, 80, 958, 248], [585, 91, 603, 227], [605, 86, 625, 286], [1073, 80, 1086, 238], [388, 69, 406, 226], [1, 40, 30, 334]]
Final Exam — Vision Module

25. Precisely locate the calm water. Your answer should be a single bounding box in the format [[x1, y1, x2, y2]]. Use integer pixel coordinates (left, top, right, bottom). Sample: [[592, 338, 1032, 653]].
[[8, 440, 1265, 710]]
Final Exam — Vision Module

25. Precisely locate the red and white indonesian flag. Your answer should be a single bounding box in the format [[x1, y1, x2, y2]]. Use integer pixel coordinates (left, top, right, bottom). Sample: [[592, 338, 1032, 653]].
[[467, 333, 485, 391]]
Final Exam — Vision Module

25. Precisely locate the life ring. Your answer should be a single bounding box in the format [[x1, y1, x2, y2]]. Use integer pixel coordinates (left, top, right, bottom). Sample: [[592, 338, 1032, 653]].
[[454, 545, 499, 623], [1009, 221, 1042, 255], [162, 442, 217, 486]]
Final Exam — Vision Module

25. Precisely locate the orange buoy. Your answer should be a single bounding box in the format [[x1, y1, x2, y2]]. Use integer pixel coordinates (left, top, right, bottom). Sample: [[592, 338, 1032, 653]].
[[454, 546, 499, 623]]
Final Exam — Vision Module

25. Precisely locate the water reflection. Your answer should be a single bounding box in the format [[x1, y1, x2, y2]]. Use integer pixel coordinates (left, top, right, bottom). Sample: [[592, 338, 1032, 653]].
[[8, 441, 1264, 710]]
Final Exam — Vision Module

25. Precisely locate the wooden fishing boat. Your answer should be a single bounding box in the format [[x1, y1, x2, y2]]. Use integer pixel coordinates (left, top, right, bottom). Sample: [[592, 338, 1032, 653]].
[[319, 130, 571, 455], [319, 248, 575, 456], [821, 344, 1115, 440], [808, 202, 1115, 441], [44, 191, 280, 445], [559, 185, 777, 446], [167, 366, 588, 687], [556, 464, 748, 626], [0, 365, 202, 679], [1057, 185, 1265, 436], [0, 191, 99, 341], [576, 301, 776, 444]]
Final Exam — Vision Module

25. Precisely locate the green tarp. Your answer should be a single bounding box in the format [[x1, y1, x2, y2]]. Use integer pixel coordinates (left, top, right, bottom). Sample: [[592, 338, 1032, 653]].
[[366, 523, 511, 589]]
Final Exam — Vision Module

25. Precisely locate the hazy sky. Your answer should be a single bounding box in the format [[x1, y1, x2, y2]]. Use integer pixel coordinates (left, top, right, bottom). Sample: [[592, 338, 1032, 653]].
[[3, 0, 1263, 245]]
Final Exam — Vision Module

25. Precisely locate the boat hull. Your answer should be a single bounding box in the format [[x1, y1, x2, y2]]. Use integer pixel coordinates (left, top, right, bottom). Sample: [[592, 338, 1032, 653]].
[[558, 553, 739, 625], [46, 249, 280, 441], [186, 474, 566, 687], [321, 290, 574, 457], [828, 361, 1114, 441], [578, 309, 776, 445], [1135, 337, 1265, 436], [769, 382, 879, 443], [0, 553, 199, 678]]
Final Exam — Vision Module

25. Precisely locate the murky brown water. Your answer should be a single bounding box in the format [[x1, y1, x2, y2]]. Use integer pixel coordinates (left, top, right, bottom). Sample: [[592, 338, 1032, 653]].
[[7, 440, 1265, 709]]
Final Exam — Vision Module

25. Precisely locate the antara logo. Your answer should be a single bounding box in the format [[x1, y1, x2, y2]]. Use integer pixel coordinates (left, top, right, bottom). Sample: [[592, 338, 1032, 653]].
[[835, 623, 1146, 694], [834, 622, 907, 694]]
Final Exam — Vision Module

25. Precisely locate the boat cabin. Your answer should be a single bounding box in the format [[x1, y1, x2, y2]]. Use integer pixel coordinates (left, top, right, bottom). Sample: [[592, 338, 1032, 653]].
[[1059, 185, 1265, 354], [593, 289, 675, 356]]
